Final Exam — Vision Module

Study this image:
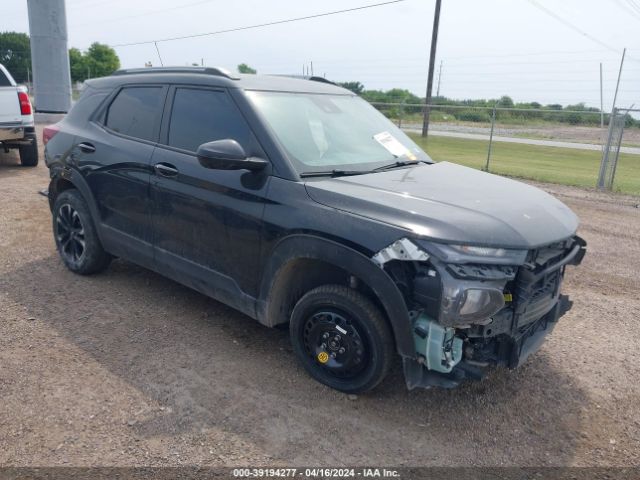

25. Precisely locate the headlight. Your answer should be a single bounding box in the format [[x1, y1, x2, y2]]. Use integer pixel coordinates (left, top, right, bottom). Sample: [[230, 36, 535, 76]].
[[457, 288, 505, 321], [414, 240, 528, 265]]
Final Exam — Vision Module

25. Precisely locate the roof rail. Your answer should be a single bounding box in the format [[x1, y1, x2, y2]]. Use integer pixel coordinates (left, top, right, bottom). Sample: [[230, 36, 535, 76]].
[[112, 66, 240, 80], [269, 74, 337, 86], [308, 76, 336, 86]]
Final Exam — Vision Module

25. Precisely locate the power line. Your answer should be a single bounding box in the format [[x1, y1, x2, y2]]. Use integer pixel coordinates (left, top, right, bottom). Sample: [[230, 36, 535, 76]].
[[110, 0, 409, 47], [525, 0, 622, 54], [614, 0, 640, 21], [627, 0, 640, 17], [70, 0, 220, 28]]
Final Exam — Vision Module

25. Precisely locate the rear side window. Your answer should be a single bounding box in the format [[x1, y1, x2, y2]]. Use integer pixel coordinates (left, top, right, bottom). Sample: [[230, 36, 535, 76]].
[[0, 70, 11, 87], [105, 86, 163, 141], [167, 88, 253, 152]]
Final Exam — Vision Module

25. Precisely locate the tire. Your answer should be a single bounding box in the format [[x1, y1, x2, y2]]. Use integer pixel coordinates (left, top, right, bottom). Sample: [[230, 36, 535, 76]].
[[289, 284, 394, 394], [19, 137, 38, 167], [52, 189, 111, 275]]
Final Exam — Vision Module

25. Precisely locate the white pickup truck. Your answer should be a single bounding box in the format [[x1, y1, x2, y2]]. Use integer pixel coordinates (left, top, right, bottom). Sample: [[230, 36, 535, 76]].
[[0, 63, 38, 166]]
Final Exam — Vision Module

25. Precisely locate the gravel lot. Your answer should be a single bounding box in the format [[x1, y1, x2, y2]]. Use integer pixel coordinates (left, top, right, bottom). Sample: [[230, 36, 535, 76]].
[[1, 130, 639, 467]]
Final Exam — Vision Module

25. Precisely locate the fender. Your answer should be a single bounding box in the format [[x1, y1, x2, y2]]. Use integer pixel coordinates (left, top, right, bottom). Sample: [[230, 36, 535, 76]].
[[257, 234, 416, 359]]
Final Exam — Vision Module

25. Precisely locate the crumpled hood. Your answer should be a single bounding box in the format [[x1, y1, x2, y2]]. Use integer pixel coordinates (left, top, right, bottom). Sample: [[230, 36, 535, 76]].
[[304, 162, 579, 249]]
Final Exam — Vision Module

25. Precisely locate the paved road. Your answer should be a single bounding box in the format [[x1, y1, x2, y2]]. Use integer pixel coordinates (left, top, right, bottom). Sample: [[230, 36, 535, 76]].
[[404, 128, 640, 155]]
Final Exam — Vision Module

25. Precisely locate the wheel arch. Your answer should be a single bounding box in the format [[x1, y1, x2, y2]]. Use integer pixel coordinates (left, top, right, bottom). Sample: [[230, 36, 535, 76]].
[[257, 234, 416, 359], [48, 170, 103, 242]]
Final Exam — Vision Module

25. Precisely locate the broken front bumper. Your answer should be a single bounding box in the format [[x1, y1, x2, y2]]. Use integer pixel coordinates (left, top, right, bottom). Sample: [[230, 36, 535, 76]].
[[402, 236, 586, 389], [403, 295, 572, 389]]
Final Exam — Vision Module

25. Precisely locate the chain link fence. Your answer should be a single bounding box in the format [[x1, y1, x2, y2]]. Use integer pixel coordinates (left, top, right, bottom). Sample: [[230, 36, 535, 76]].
[[598, 107, 640, 192], [371, 102, 640, 195]]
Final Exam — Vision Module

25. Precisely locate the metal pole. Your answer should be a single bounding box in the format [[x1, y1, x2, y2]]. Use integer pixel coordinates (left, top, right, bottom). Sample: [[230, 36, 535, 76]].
[[609, 104, 634, 190], [611, 48, 625, 112], [436, 60, 443, 97], [597, 49, 626, 189], [421, 0, 442, 138], [154, 42, 164, 67], [598, 108, 617, 189], [484, 104, 497, 172], [600, 62, 604, 129]]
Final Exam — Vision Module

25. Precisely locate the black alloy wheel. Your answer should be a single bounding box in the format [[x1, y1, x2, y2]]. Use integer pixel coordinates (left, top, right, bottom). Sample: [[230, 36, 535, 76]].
[[55, 203, 86, 264]]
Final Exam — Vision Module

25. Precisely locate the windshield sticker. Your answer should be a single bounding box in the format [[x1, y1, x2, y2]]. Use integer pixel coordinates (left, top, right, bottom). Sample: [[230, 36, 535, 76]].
[[373, 131, 416, 160]]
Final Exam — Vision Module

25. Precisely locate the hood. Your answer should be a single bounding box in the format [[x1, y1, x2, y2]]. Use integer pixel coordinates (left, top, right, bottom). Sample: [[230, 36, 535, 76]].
[[304, 162, 579, 249]]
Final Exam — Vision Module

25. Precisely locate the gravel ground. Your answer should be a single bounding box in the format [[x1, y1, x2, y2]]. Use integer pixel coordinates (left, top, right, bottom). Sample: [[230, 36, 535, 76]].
[[0, 129, 639, 467]]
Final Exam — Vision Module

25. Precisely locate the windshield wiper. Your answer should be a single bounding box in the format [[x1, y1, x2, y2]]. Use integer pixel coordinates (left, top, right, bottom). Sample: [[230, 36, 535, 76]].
[[300, 169, 369, 178], [371, 160, 424, 172], [300, 160, 427, 178]]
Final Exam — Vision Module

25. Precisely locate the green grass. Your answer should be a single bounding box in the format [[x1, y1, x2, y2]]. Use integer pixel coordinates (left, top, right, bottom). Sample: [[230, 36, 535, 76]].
[[408, 133, 640, 196]]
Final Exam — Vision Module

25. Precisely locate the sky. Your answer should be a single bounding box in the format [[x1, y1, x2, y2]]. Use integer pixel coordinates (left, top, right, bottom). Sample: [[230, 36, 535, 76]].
[[3, 0, 640, 110]]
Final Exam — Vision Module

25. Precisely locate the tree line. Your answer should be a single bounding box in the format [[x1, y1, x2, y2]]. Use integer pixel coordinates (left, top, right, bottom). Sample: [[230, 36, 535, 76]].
[[0, 31, 120, 84], [338, 81, 637, 128]]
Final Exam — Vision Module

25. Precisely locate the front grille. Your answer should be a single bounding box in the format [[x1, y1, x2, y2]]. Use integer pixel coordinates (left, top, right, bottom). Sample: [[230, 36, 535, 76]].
[[512, 241, 573, 328]]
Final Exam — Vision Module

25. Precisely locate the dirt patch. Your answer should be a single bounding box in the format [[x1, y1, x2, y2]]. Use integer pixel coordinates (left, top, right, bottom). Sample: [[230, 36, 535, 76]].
[[0, 130, 638, 467]]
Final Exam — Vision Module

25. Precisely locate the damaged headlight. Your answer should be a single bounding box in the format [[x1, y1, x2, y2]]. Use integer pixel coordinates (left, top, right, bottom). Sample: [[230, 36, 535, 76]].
[[457, 288, 505, 319], [373, 238, 520, 326], [414, 240, 528, 266]]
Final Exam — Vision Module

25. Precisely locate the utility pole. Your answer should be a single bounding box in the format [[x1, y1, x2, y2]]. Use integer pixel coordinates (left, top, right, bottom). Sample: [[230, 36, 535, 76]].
[[421, 0, 442, 138], [436, 60, 443, 97], [27, 0, 72, 113]]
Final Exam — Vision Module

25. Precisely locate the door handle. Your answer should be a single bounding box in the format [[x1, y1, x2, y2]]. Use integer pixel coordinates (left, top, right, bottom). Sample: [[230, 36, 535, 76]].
[[77, 142, 96, 153], [154, 163, 179, 177]]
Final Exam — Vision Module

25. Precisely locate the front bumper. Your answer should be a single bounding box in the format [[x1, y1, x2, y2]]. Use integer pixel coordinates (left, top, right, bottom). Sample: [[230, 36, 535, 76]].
[[403, 236, 586, 389], [403, 295, 571, 389]]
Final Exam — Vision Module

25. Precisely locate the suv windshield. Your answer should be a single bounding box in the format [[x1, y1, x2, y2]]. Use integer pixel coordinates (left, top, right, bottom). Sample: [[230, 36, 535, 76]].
[[246, 91, 431, 174]]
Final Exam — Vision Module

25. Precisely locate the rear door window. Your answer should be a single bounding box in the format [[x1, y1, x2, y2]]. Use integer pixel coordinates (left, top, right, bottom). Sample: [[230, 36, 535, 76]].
[[0, 70, 11, 87], [105, 86, 164, 141], [166, 88, 253, 153]]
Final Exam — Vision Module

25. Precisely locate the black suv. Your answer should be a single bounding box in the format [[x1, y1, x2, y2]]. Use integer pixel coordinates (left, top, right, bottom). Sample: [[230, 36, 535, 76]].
[[44, 67, 586, 393]]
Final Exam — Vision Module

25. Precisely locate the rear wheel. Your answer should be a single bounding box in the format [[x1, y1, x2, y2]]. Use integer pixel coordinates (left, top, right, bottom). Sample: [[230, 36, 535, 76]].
[[289, 285, 394, 393], [52, 189, 111, 274], [19, 137, 38, 167]]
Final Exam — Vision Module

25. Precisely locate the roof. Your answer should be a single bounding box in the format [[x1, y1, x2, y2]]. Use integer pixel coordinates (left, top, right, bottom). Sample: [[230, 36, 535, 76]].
[[86, 66, 351, 95]]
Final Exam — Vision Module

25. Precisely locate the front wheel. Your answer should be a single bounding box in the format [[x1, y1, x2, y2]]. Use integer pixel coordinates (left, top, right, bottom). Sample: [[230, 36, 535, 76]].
[[289, 285, 394, 394]]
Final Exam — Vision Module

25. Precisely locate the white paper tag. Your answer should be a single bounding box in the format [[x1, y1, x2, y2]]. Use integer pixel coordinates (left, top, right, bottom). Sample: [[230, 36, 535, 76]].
[[373, 131, 415, 159]]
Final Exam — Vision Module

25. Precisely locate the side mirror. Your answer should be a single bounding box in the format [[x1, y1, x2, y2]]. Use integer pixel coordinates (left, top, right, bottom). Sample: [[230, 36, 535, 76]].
[[196, 139, 267, 171]]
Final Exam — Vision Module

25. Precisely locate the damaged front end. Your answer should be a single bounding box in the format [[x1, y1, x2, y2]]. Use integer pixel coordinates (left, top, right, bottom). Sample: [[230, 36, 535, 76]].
[[373, 236, 587, 389]]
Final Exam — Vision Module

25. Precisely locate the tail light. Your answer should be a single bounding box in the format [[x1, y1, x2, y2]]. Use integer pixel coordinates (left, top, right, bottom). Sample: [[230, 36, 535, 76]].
[[43, 125, 60, 145], [17, 91, 32, 115]]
